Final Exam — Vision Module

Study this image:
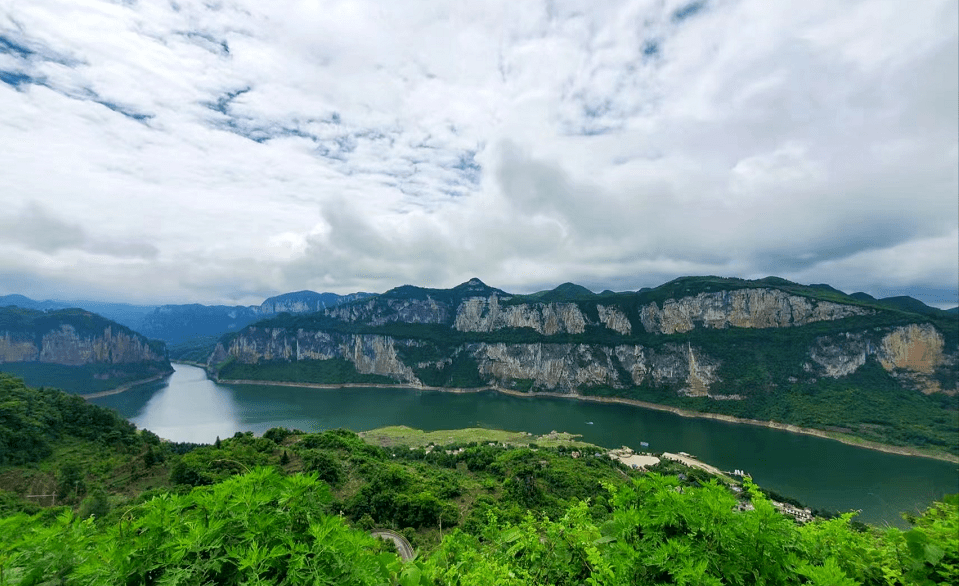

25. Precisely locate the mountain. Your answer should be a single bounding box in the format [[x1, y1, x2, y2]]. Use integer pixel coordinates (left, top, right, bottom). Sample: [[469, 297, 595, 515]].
[[258, 290, 375, 314], [1, 291, 377, 347], [0, 294, 71, 311], [208, 276, 959, 456], [0, 307, 173, 394], [135, 304, 262, 346]]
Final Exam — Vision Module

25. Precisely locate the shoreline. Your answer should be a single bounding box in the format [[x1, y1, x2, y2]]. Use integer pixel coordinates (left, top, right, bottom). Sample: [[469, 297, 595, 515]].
[[213, 374, 959, 464], [80, 371, 173, 400]]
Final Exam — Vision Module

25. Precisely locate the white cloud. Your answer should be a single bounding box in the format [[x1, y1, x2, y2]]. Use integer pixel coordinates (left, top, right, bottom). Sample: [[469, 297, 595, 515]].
[[0, 0, 955, 306]]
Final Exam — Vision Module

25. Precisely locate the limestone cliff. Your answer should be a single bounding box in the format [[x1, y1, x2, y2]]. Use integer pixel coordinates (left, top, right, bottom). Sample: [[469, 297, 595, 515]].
[[639, 289, 873, 334], [809, 324, 955, 394], [454, 297, 587, 335], [212, 276, 957, 399], [0, 307, 172, 391], [326, 297, 451, 326]]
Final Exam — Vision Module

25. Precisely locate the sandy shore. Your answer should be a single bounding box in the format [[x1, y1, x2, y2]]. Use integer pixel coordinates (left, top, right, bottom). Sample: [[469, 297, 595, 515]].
[[613, 453, 662, 468], [662, 452, 725, 476], [214, 376, 959, 464]]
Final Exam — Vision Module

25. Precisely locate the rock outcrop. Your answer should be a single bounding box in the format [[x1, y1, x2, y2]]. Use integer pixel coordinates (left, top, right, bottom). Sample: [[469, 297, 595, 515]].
[[454, 297, 587, 335], [639, 289, 873, 334], [0, 307, 173, 391]]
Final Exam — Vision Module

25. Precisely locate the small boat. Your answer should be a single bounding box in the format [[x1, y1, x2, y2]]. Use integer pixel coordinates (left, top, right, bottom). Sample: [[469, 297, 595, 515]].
[[640, 441, 649, 448], [585, 421, 594, 425]]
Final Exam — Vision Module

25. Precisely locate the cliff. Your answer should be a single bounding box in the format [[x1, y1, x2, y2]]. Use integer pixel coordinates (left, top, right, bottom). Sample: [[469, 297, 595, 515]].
[[210, 276, 959, 454], [0, 307, 173, 394]]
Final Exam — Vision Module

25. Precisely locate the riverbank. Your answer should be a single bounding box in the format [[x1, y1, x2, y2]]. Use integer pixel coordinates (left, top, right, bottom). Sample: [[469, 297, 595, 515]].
[[214, 375, 959, 464], [80, 371, 173, 400]]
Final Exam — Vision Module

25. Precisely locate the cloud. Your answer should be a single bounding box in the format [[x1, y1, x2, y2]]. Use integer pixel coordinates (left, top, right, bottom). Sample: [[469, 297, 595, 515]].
[[0, 0, 955, 307], [0, 202, 158, 259]]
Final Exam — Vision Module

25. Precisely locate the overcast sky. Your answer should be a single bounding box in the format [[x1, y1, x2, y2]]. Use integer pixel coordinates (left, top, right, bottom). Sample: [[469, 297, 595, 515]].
[[1, 0, 957, 307]]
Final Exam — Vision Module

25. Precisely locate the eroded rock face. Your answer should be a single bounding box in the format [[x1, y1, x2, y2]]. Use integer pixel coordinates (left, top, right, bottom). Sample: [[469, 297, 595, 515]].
[[597, 305, 632, 335], [454, 297, 587, 335], [878, 324, 944, 375], [0, 334, 39, 362], [808, 324, 955, 394], [471, 342, 720, 394], [809, 333, 870, 378], [222, 328, 419, 383], [639, 289, 873, 334], [0, 325, 165, 366], [326, 298, 449, 326], [470, 343, 615, 390], [213, 287, 956, 400]]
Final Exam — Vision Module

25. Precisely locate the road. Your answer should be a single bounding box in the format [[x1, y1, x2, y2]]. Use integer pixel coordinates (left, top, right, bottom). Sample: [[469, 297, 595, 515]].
[[371, 530, 415, 561]]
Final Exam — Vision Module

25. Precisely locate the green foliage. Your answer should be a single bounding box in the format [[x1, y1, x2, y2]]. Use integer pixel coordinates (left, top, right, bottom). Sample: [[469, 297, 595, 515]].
[[220, 357, 394, 385], [0, 374, 139, 466], [301, 449, 343, 485], [1, 468, 402, 585], [77, 487, 110, 520]]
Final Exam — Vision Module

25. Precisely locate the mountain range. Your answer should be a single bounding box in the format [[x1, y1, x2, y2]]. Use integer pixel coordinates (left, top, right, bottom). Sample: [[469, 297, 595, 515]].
[[205, 276, 959, 457], [0, 290, 375, 346], [1, 276, 956, 456]]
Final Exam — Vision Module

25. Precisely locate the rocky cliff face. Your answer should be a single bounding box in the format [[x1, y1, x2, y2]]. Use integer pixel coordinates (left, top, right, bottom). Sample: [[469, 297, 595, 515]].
[[809, 324, 954, 394], [36, 325, 166, 365], [215, 327, 418, 383], [0, 308, 173, 390], [0, 324, 166, 366], [326, 298, 451, 326], [638, 289, 873, 334], [454, 297, 587, 335], [212, 279, 958, 399]]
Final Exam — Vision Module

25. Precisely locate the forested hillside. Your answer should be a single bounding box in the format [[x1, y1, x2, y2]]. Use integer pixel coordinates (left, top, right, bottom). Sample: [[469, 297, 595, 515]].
[[1, 375, 957, 584]]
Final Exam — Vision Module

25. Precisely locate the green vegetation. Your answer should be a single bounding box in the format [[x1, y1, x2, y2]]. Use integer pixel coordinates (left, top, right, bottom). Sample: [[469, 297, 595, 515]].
[[359, 426, 596, 450], [0, 373, 139, 466], [219, 358, 394, 385], [0, 362, 167, 395], [1, 376, 957, 584], [167, 335, 220, 362]]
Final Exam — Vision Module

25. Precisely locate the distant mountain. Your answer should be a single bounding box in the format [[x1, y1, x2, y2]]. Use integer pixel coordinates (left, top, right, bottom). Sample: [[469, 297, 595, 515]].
[[136, 304, 262, 346], [0, 306, 173, 394], [947, 307, 958, 314], [1, 290, 378, 347], [523, 282, 596, 302], [0, 294, 71, 311], [211, 275, 959, 457], [875, 296, 945, 317], [258, 291, 375, 315]]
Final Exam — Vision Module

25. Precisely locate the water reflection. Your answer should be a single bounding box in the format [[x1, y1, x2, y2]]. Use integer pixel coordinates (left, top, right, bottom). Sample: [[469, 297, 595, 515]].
[[132, 364, 240, 443]]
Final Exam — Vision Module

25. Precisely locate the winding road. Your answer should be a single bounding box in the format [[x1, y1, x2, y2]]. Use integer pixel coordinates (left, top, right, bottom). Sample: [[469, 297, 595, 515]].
[[371, 530, 415, 561]]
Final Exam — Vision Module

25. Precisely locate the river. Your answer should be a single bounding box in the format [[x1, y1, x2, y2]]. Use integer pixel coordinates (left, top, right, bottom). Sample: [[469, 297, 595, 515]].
[[91, 363, 958, 526]]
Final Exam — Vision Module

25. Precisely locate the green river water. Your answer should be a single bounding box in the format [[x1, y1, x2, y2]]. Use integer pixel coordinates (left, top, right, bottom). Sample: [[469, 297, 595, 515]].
[[92, 363, 958, 526]]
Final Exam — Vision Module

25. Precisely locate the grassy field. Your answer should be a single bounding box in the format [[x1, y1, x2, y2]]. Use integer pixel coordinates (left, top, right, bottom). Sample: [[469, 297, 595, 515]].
[[358, 425, 600, 450]]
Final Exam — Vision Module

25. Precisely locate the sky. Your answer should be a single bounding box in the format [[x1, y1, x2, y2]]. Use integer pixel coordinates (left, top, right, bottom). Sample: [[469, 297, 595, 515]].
[[1, 0, 957, 308]]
